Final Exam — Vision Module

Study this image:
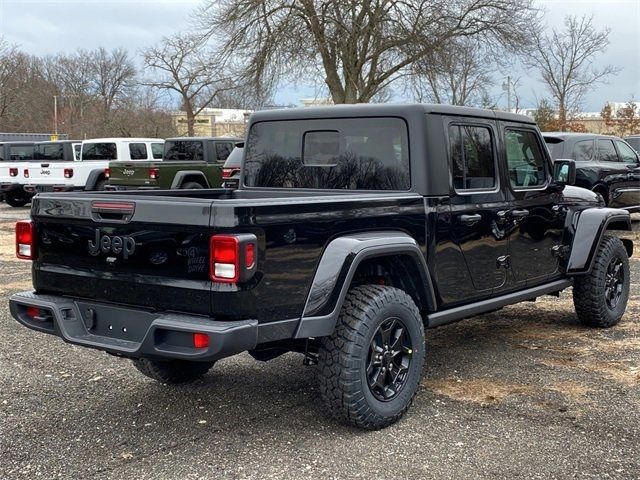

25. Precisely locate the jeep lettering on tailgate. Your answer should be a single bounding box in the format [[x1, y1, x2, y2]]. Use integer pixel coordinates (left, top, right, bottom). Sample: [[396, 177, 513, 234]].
[[88, 230, 135, 259]]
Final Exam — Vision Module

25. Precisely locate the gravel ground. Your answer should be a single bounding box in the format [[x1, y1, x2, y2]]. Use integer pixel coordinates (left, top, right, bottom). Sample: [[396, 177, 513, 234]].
[[0, 203, 638, 479]]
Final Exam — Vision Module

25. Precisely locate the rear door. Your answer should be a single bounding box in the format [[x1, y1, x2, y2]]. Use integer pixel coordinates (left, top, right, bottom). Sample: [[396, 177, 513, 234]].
[[444, 118, 511, 300], [502, 125, 565, 285], [612, 140, 640, 208]]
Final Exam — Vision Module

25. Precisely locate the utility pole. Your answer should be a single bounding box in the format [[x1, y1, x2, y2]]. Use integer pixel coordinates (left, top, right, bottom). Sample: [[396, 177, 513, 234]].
[[53, 95, 58, 135]]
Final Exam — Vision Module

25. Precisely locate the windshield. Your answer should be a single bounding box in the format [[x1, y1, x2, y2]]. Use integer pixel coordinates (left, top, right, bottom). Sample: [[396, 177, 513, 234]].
[[244, 117, 410, 190], [82, 142, 117, 160], [34, 143, 65, 161], [164, 140, 204, 161]]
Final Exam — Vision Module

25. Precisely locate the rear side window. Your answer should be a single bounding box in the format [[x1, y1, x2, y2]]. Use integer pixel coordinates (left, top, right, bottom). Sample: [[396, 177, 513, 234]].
[[82, 143, 117, 160], [151, 143, 164, 159], [34, 143, 64, 161], [244, 117, 410, 190], [505, 130, 547, 188], [573, 140, 594, 161], [73, 144, 81, 160], [215, 142, 234, 161], [128, 143, 148, 160], [615, 140, 638, 164], [9, 145, 34, 160], [597, 140, 618, 162], [449, 124, 496, 191], [164, 141, 204, 161], [543, 137, 563, 159]]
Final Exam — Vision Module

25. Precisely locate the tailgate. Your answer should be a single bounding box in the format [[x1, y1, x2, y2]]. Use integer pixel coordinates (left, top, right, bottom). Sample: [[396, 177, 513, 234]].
[[109, 161, 157, 188], [31, 194, 215, 315], [26, 161, 69, 184]]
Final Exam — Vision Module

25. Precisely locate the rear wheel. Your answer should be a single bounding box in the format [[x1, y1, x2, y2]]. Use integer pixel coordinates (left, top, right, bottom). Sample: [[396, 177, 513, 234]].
[[181, 181, 204, 189], [317, 285, 425, 429], [573, 236, 630, 328], [132, 358, 214, 384], [5, 191, 28, 207], [94, 179, 108, 191]]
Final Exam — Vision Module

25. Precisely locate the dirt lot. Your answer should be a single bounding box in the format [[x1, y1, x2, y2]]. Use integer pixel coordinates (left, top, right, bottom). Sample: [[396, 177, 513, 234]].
[[0, 203, 638, 479]]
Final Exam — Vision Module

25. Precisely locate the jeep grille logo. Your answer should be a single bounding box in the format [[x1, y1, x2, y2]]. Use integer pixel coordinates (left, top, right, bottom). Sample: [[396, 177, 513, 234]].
[[88, 230, 135, 259]]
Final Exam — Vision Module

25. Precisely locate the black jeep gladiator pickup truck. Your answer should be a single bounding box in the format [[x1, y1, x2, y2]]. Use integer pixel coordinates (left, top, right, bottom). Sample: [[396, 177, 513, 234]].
[[10, 104, 634, 429]]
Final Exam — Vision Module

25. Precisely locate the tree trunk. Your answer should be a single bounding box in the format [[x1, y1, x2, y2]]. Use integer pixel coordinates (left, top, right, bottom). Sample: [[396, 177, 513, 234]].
[[183, 97, 195, 137]]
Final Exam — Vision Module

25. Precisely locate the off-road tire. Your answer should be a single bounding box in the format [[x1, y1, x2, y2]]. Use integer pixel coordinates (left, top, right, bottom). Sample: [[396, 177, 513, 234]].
[[317, 285, 425, 430], [181, 181, 204, 189], [573, 236, 630, 328], [132, 358, 214, 384], [5, 191, 28, 207], [94, 179, 108, 191]]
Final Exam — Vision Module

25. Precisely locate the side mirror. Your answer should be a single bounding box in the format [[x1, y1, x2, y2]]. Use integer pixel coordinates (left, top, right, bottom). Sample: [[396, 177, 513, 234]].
[[552, 159, 576, 186]]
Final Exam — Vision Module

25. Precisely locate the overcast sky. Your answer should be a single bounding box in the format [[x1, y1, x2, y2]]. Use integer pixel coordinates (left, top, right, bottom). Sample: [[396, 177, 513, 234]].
[[0, 0, 638, 110]]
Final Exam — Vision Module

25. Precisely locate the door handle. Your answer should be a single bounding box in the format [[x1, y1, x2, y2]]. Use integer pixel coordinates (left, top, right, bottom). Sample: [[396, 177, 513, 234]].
[[459, 214, 482, 225], [510, 209, 530, 219]]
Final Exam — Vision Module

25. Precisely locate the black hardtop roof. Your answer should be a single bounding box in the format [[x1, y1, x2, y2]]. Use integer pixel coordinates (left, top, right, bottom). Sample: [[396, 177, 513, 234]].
[[0, 141, 36, 146], [249, 103, 536, 125], [542, 132, 621, 141], [165, 136, 243, 142]]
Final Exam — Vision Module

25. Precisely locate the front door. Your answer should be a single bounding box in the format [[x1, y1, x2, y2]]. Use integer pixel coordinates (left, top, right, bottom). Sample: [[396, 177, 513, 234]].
[[443, 118, 511, 301], [502, 125, 565, 285]]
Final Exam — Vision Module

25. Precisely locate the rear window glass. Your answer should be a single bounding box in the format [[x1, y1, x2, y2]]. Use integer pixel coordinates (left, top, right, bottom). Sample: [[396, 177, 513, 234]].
[[34, 143, 65, 161], [164, 141, 204, 161], [244, 117, 410, 190], [82, 142, 117, 160], [215, 142, 234, 161], [449, 125, 496, 190], [128, 143, 148, 160], [73, 144, 81, 160], [223, 146, 243, 168], [151, 143, 164, 159], [543, 137, 563, 159], [573, 140, 594, 161], [9, 145, 34, 160]]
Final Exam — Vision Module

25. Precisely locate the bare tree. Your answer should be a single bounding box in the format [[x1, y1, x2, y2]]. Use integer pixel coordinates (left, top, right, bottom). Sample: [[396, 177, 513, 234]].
[[525, 15, 618, 131], [409, 38, 495, 106], [198, 0, 540, 104], [142, 33, 237, 136], [91, 47, 136, 113]]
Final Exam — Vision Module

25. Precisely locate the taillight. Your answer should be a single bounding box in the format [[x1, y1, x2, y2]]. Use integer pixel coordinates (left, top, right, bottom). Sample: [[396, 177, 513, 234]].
[[9, 167, 18, 177], [104, 167, 110, 179], [210, 234, 257, 283], [222, 168, 240, 179], [23, 169, 29, 178], [16, 220, 35, 260], [149, 167, 160, 180], [64, 168, 73, 178]]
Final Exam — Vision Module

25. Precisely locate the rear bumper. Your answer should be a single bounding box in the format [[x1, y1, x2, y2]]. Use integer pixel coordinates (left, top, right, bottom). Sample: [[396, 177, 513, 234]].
[[10, 291, 259, 362], [1, 182, 21, 192], [105, 185, 160, 191], [24, 184, 75, 193]]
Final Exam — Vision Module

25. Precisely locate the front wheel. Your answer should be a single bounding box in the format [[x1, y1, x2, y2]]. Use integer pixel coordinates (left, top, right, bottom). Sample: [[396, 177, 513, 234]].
[[573, 236, 630, 328], [132, 358, 215, 384], [317, 285, 425, 430]]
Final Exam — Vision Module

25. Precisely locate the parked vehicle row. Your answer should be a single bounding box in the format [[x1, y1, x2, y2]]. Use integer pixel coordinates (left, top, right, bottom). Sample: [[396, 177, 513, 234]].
[[9, 104, 634, 429]]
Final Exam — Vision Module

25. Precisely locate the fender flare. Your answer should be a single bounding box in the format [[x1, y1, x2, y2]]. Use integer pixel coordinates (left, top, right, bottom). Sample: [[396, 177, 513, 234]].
[[566, 207, 632, 275], [84, 169, 106, 190], [170, 171, 210, 189], [293, 231, 436, 339]]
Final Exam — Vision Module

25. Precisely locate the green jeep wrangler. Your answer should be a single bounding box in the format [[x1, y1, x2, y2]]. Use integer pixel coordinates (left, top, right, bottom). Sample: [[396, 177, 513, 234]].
[[106, 137, 241, 190]]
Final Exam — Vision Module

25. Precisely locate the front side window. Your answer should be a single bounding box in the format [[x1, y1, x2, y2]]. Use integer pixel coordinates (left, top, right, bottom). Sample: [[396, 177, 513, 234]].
[[128, 143, 148, 160], [615, 141, 639, 164], [9, 145, 34, 160], [505, 130, 547, 188], [215, 142, 233, 161], [449, 124, 496, 191], [573, 140, 594, 161], [164, 141, 204, 161], [151, 143, 164, 159], [597, 140, 618, 162], [34, 143, 65, 161], [244, 117, 409, 190], [82, 143, 117, 160]]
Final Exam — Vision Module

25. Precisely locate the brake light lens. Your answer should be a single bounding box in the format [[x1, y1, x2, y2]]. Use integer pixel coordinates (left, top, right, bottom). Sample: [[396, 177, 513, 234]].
[[245, 243, 255, 268], [193, 332, 210, 349], [222, 168, 240, 179], [23, 169, 29, 178], [149, 167, 160, 180], [9, 167, 18, 177], [64, 168, 73, 178], [210, 234, 257, 283], [16, 220, 35, 260], [104, 167, 110, 179]]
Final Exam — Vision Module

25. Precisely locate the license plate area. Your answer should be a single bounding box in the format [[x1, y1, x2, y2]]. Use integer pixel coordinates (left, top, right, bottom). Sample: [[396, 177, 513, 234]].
[[75, 301, 154, 342]]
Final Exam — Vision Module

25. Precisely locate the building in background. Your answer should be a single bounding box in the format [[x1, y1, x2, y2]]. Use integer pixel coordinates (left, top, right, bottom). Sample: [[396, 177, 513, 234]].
[[171, 108, 251, 137], [0, 133, 68, 141]]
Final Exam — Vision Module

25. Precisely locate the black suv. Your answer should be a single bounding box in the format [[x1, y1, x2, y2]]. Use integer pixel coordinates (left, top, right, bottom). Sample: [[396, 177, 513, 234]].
[[10, 105, 634, 429], [544, 132, 640, 211]]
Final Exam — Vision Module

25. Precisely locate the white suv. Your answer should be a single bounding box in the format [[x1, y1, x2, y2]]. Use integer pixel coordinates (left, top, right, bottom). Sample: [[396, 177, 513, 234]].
[[24, 138, 164, 193]]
